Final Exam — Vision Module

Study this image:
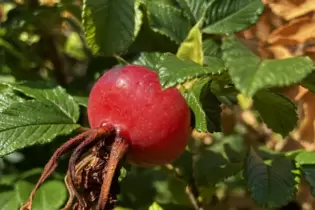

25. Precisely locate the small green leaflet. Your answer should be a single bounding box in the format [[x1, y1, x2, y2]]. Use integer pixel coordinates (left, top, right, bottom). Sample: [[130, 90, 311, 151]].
[[253, 90, 298, 137], [301, 70, 315, 93], [132, 52, 168, 72], [64, 32, 87, 60], [244, 147, 298, 208], [184, 78, 221, 132], [203, 0, 264, 34], [300, 165, 315, 196], [32, 181, 67, 210], [0, 181, 32, 210], [294, 151, 315, 197], [73, 95, 88, 108], [0, 180, 66, 210], [295, 151, 315, 165], [158, 53, 224, 88], [145, 1, 191, 44], [149, 202, 164, 210], [222, 36, 313, 97], [176, 21, 203, 65], [82, 0, 143, 55]]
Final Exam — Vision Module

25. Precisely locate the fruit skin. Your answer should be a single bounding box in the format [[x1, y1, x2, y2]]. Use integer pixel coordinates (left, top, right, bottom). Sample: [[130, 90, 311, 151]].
[[87, 65, 191, 166]]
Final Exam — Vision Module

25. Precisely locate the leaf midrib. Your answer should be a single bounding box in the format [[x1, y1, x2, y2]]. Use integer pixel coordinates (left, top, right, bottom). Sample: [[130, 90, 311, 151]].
[[0, 122, 79, 133]]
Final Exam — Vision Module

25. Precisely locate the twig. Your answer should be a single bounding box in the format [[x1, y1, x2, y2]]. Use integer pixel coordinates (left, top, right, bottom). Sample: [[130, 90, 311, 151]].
[[113, 54, 129, 65], [186, 183, 204, 210], [165, 164, 204, 210], [44, 35, 70, 87]]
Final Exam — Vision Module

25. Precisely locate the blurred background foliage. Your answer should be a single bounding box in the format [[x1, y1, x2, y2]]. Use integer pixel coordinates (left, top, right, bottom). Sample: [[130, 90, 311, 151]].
[[1, 0, 315, 210]]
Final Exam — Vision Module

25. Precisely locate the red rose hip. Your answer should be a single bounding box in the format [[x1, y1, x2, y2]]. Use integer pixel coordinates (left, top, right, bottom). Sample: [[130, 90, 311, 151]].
[[88, 65, 191, 166], [21, 65, 191, 210]]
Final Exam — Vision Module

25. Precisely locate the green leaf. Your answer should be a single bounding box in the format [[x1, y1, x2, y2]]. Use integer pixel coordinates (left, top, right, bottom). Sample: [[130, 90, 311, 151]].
[[0, 100, 80, 157], [113, 207, 133, 210], [203, 56, 226, 71], [175, 0, 208, 23], [132, 52, 168, 72], [73, 95, 88, 108], [0, 180, 32, 210], [295, 151, 315, 165], [0, 38, 30, 64], [0, 180, 66, 210], [145, 1, 191, 44], [210, 72, 234, 96], [32, 180, 67, 210], [222, 36, 313, 97], [158, 53, 224, 88], [221, 134, 247, 163], [301, 71, 315, 93], [64, 32, 87, 60], [176, 21, 203, 65], [245, 147, 298, 208], [203, 0, 264, 34], [184, 78, 221, 132], [6, 82, 80, 122], [253, 90, 298, 137], [194, 135, 244, 186], [0, 90, 24, 111], [82, 0, 143, 55], [149, 202, 164, 210], [0, 190, 16, 210], [195, 155, 242, 186], [203, 39, 221, 58], [300, 165, 315, 196]]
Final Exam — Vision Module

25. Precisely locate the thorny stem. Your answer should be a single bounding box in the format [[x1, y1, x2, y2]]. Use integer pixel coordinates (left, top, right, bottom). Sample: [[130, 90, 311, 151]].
[[97, 137, 129, 210]]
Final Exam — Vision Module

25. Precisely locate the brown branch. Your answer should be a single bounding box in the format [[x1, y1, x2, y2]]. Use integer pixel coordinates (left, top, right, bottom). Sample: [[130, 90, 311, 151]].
[[165, 164, 204, 210], [43, 34, 71, 87], [185, 183, 204, 210]]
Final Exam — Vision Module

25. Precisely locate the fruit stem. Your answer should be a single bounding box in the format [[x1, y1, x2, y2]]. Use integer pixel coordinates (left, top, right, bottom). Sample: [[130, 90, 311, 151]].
[[97, 137, 129, 210]]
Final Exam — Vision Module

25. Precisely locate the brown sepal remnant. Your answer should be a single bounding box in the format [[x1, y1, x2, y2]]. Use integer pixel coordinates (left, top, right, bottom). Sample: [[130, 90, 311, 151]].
[[21, 125, 126, 210], [65, 137, 121, 210]]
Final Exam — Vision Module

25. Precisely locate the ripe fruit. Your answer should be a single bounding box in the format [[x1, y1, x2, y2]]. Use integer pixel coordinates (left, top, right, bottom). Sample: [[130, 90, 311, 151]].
[[88, 65, 191, 166], [21, 64, 191, 210]]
